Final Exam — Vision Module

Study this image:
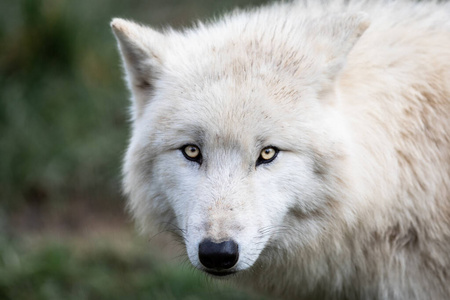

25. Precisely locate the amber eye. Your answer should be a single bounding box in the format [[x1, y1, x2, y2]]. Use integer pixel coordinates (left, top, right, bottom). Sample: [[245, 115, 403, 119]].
[[181, 145, 202, 163], [256, 146, 279, 166], [261, 147, 276, 160]]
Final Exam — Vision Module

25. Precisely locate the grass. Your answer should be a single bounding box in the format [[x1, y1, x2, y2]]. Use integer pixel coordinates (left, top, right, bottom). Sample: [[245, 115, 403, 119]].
[[0, 232, 267, 300]]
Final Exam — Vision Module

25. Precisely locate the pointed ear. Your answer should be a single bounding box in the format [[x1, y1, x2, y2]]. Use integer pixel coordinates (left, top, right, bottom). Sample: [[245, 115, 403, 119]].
[[322, 12, 370, 79], [111, 18, 165, 118]]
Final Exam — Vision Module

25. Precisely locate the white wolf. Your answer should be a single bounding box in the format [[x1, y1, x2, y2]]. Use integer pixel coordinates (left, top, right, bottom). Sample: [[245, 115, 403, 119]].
[[111, 0, 450, 299]]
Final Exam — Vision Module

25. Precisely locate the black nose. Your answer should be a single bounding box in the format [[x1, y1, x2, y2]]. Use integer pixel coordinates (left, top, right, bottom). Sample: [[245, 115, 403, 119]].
[[198, 239, 239, 270]]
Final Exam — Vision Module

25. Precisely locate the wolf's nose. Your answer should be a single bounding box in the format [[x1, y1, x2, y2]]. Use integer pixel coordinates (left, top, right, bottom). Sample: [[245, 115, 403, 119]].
[[198, 239, 239, 270]]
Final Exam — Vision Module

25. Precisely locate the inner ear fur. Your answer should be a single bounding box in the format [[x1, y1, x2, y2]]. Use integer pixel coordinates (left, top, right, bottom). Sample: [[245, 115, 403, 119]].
[[321, 12, 370, 79], [304, 12, 369, 98], [111, 18, 165, 117]]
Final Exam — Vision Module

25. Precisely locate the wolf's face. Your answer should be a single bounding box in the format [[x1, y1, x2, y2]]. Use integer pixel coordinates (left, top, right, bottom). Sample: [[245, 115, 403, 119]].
[[128, 73, 336, 275], [113, 11, 368, 276]]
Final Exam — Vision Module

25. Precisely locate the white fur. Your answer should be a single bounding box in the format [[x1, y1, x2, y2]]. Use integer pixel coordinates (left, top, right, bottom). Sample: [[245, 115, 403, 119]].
[[111, 1, 450, 299]]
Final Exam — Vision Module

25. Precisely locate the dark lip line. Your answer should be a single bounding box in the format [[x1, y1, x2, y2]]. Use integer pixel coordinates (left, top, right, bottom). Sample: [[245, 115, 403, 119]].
[[203, 269, 237, 277]]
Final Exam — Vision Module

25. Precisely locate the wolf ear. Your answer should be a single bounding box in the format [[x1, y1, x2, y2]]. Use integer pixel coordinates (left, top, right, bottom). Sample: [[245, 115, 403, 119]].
[[111, 18, 165, 118], [319, 12, 370, 82]]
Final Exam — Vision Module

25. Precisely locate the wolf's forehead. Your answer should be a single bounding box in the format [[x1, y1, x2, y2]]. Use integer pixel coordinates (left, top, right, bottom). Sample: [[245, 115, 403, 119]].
[[194, 41, 305, 82], [165, 24, 313, 84], [155, 37, 308, 149], [181, 81, 276, 140], [154, 74, 293, 150]]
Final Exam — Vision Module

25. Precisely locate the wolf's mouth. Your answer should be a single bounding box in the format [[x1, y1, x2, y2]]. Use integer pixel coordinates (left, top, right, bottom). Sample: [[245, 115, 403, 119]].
[[204, 269, 237, 277]]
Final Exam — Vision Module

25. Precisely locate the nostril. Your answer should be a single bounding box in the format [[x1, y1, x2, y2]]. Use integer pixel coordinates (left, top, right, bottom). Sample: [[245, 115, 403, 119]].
[[198, 239, 239, 270]]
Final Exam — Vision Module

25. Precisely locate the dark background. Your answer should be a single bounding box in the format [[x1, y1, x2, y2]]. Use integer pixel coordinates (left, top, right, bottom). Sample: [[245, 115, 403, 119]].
[[0, 0, 270, 299]]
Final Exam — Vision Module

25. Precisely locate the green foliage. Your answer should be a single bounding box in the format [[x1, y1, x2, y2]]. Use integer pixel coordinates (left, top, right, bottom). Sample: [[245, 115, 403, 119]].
[[0, 0, 129, 210]]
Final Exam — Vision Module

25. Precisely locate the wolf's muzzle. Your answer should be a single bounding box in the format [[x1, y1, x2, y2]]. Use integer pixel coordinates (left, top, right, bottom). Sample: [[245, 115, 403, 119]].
[[198, 239, 239, 275]]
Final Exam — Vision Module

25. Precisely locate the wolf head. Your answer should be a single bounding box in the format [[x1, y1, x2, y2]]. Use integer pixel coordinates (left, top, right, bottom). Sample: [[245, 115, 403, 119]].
[[112, 7, 369, 277]]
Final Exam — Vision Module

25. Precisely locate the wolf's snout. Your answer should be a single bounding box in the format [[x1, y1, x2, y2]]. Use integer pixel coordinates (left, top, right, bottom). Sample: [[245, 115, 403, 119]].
[[198, 239, 239, 273]]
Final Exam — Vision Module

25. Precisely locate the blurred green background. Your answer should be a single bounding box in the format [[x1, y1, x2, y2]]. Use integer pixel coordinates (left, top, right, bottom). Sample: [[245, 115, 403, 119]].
[[0, 0, 270, 299]]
